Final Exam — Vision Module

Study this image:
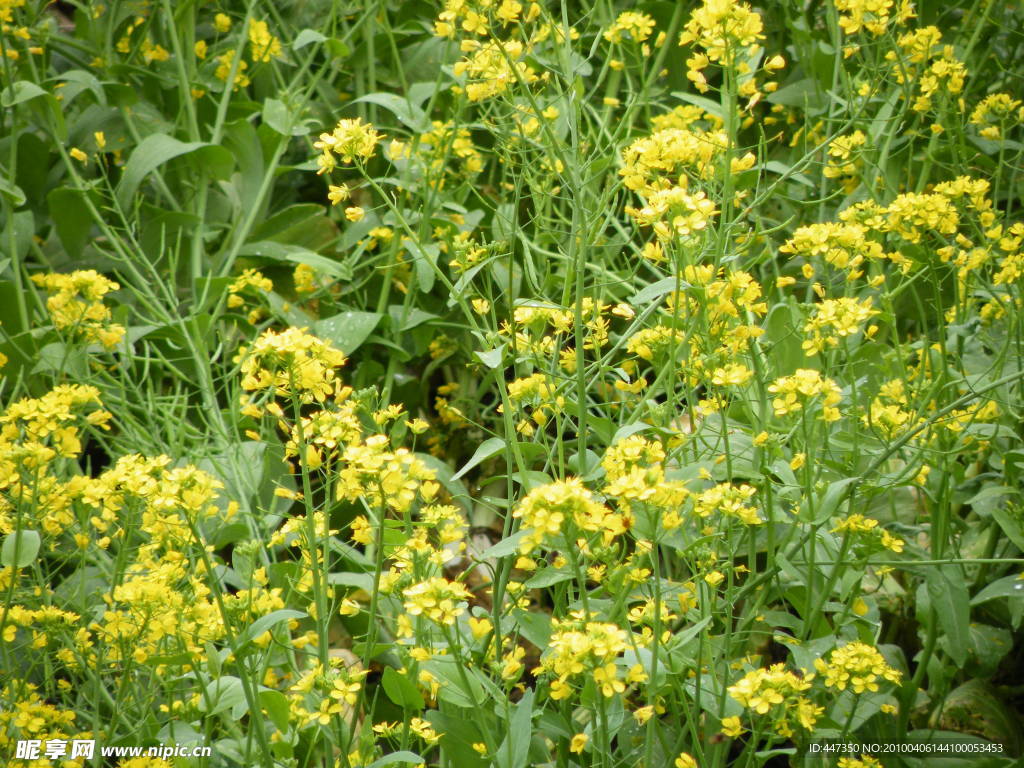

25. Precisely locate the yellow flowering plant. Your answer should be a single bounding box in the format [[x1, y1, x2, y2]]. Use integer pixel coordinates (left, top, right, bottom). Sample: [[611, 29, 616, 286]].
[[2, 0, 1024, 766]]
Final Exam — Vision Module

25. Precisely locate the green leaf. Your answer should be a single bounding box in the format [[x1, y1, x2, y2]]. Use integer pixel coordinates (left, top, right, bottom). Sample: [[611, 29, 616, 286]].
[[262, 98, 293, 135], [314, 311, 382, 355], [1, 81, 48, 107], [524, 567, 574, 589], [351, 92, 429, 131], [402, 239, 440, 293], [259, 689, 290, 732], [475, 345, 505, 370], [761, 160, 816, 188], [0, 176, 25, 207], [972, 576, 1024, 605], [925, 566, 970, 668], [452, 437, 506, 481], [117, 134, 232, 208], [366, 752, 425, 768], [238, 241, 350, 280], [812, 477, 859, 524], [512, 609, 552, 648], [48, 188, 93, 260], [293, 29, 327, 50], [495, 689, 533, 768], [381, 667, 424, 711], [235, 609, 307, 652], [199, 676, 248, 719], [1, 529, 40, 568], [422, 657, 485, 708]]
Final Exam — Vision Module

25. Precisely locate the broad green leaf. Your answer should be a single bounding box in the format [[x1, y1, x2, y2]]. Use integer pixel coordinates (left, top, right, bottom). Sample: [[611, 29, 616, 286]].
[[238, 240, 350, 280], [972, 576, 1024, 605], [366, 751, 426, 768], [495, 689, 534, 768], [381, 667, 424, 711], [925, 566, 970, 668], [259, 689, 290, 732], [475, 345, 505, 369], [351, 92, 429, 131], [48, 187, 93, 260], [235, 609, 307, 652], [452, 437, 506, 481], [314, 311, 382, 354], [198, 676, 247, 719], [293, 29, 327, 50], [0, 177, 25, 207], [422, 657, 485, 708], [1, 81, 47, 107], [477, 532, 532, 561], [524, 567, 574, 589], [1, 529, 41, 568], [117, 134, 232, 207], [512, 609, 552, 648]]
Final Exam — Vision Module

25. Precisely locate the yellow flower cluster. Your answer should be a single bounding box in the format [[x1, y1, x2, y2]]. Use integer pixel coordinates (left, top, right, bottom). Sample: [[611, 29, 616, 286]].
[[336, 436, 437, 514], [511, 478, 627, 554], [970, 93, 1024, 141], [834, 0, 914, 37], [290, 657, 368, 728], [768, 369, 843, 421], [402, 577, 472, 626], [620, 126, 729, 193], [247, 19, 281, 63], [814, 642, 901, 693], [832, 514, 905, 554], [693, 482, 760, 525], [453, 39, 539, 102], [728, 664, 822, 738], [31, 270, 125, 348], [314, 118, 381, 174], [237, 327, 347, 403], [603, 11, 656, 44], [679, 0, 764, 63], [887, 26, 967, 113], [802, 296, 878, 355], [601, 436, 688, 522], [541, 619, 645, 699]]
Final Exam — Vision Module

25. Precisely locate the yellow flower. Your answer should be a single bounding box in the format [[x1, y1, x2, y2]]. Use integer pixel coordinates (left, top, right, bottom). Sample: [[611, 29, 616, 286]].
[[570, 734, 588, 753], [344, 206, 365, 222], [248, 19, 281, 63], [214, 13, 232, 33], [327, 184, 350, 205], [69, 147, 88, 162], [721, 715, 744, 737], [675, 753, 697, 768]]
